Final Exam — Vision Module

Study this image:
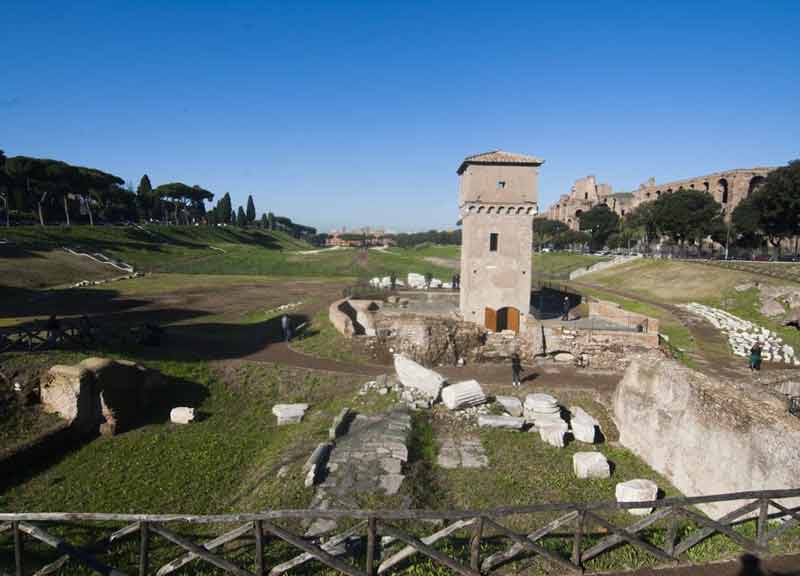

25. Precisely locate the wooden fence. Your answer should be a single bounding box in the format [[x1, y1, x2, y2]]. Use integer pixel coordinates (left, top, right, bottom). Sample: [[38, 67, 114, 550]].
[[2, 488, 800, 576], [0, 320, 163, 354]]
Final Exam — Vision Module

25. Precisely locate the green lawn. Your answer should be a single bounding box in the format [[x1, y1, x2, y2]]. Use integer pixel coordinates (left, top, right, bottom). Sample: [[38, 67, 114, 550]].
[[1, 226, 460, 287], [0, 359, 359, 514], [533, 252, 610, 278]]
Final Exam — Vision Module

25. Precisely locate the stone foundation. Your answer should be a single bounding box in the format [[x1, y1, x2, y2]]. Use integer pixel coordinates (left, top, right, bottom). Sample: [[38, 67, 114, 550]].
[[41, 357, 162, 436], [614, 351, 800, 518]]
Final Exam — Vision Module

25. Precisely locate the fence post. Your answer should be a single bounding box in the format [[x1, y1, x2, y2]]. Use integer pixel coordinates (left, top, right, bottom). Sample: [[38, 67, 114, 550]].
[[664, 509, 678, 557], [572, 510, 585, 567], [139, 521, 149, 576], [470, 516, 484, 571], [757, 498, 770, 547], [366, 517, 377, 576], [254, 520, 265, 575], [13, 521, 23, 576]]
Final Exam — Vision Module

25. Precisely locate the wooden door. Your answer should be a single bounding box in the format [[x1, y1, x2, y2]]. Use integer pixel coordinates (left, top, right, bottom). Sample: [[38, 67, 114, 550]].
[[508, 307, 520, 334], [484, 307, 497, 332]]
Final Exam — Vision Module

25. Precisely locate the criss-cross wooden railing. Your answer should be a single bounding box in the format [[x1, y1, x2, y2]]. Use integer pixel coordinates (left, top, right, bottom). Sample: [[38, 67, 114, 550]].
[[2, 488, 800, 576]]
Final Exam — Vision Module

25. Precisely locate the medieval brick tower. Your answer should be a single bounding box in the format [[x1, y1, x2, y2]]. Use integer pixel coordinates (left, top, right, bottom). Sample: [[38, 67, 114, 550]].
[[458, 150, 542, 333]]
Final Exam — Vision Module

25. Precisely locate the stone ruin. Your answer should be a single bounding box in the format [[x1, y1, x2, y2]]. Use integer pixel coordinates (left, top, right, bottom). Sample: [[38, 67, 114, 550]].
[[305, 408, 412, 536], [330, 288, 660, 371], [614, 351, 800, 518], [41, 357, 163, 436]]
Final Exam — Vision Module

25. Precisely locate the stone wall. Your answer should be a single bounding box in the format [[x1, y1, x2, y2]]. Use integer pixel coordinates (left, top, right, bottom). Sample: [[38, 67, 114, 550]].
[[613, 352, 800, 518], [588, 299, 660, 334], [542, 325, 658, 370], [329, 298, 356, 338], [546, 167, 772, 227], [41, 358, 162, 436], [569, 255, 642, 280], [374, 313, 486, 366]]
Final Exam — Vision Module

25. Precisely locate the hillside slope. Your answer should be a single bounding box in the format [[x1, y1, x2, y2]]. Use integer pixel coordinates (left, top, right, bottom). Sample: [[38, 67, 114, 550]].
[[0, 225, 312, 288]]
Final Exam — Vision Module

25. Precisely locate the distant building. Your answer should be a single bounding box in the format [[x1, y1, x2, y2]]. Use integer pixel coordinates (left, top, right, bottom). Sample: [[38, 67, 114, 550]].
[[545, 168, 773, 228], [326, 227, 394, 247], [458, 150, 541, 333]]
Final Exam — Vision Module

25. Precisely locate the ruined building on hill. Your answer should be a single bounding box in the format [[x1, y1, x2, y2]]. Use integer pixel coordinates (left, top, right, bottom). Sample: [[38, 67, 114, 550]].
[[545, 167, 773, 229]]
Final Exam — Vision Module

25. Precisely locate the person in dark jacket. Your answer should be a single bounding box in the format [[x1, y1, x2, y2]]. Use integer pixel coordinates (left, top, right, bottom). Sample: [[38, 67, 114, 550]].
[[511, 352, 522, 388], [750, 341, 763, 371]]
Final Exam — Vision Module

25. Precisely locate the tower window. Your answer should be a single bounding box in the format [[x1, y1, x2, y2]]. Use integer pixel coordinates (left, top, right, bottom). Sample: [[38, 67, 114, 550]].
[[497, 181, 506, 189], [489, 233, 498, 252]]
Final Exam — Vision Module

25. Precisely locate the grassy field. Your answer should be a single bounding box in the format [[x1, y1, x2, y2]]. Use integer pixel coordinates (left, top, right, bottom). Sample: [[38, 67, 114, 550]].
[[533, 252, 610, 279], [703, 259, 800, 283], [582, 258, 772, 303], [0, 226, 462, 289], [5, 233, 798, 572], [574, 257, 800, 366], [1, 226, 611, 291], [568, 283, 698, 365]]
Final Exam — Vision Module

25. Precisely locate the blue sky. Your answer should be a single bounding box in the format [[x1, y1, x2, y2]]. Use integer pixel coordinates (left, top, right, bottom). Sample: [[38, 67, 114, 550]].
[[2, 1, 798, 232]]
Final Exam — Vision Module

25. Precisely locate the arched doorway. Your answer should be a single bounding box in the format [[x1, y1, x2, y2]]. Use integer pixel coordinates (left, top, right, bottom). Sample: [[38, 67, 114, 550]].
[[485, 306, 520, 333], [748, 176, 765, 196], [717, 179, 729, 204]]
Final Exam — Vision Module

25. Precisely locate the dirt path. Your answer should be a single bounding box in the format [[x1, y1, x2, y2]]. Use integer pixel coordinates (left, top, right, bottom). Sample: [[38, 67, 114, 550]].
[[612, 552, 800, 576], [569, 279, 765, 380], [246, 341, 386, 376]]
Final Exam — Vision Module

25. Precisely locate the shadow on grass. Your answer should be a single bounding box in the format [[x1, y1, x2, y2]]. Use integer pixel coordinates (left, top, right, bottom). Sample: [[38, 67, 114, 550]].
[[0, 372, 210, 493]]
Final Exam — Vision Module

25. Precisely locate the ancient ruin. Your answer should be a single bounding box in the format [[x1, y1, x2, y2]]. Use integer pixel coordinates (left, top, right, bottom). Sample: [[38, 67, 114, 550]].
[[614, 352, 800, 518], [327, 152, 661, 370], [546, 167, 773, 227], [41, 357, 162, 436]]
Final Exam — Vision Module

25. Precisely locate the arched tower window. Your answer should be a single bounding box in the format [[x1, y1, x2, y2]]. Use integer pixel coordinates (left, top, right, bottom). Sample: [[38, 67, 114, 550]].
[[718, 179, 729, 204]]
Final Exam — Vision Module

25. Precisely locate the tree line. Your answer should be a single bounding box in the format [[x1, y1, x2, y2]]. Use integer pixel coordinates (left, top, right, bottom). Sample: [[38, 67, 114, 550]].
[[0, 149, 316, 237], [536, 160, 800, 255]]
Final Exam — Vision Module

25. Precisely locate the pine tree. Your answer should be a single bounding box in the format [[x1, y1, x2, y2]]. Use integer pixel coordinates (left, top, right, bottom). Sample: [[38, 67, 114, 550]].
[[261, 213, 268, 228], [221, 193, 233, 223], [136, 175, 153, 220], [237, 206, 247, 227], [268, 212, 275, 230], [246, 195, 256, 222]]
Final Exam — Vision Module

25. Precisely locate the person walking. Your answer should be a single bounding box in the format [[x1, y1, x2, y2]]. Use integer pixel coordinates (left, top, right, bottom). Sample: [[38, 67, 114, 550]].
[[749, 341, 763, 371], [561, 296, 571, 321], [281, 314, 291, 342], [511, 352, 522, 388]]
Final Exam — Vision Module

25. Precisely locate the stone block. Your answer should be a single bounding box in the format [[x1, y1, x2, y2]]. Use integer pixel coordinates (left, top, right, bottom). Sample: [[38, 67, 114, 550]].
[[304, 442, 332, 487], [170, 407, 195, 424], [524, 393, 560, 419], [495, 395, 523, 417], [538, 420, 568, 447], [272, 403, 309, 425], [477, 415, 525, 429], [41, 357, 161, 436], [570, 406, 600, 443], [394, 354, 445, 400], [616, 479, 658, 515], [407, 273, 426, 289], [441, 380, 486, 410], [573, 452, 610, 479], [379, 474, 404, 495], [329, 407, 352, 440]]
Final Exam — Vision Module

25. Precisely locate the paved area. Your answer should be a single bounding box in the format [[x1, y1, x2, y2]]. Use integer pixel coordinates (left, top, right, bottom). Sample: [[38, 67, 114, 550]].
[[437, 434, 488, 469], [307, 409, 412, 536]]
